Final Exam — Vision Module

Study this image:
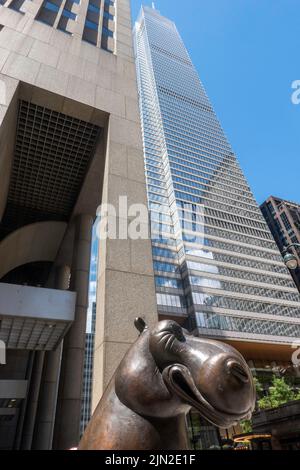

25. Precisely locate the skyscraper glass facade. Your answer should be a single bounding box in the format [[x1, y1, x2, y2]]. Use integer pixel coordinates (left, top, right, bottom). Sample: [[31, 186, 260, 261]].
[[80, 302, 96, 437], [133, 6, 300, 345]]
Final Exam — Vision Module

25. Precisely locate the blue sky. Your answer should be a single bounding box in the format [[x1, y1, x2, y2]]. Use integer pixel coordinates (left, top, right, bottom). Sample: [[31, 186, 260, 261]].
[[130, 0, 300, 206]]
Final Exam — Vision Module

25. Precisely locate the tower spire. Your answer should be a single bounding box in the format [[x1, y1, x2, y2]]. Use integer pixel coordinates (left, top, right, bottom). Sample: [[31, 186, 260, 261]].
[[152, 2, 155, 9]]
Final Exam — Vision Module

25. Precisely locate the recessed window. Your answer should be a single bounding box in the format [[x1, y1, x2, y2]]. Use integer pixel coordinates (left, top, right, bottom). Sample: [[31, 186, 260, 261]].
[[45, 1, 60, 12], [88, 3, 100, 13], [82, 0, 101, 45], [81, 0, 115, 52], [62, 8, 77, 20], [82, 36, 96, 45], [36, 0, 62, 27], [9, 0, 26, 11], [104, 0, 114, 12], [103, 11, 114, 20], [85, 19, 98, 31], [102, 26, 113, 38], [101, 35, 113, 53]]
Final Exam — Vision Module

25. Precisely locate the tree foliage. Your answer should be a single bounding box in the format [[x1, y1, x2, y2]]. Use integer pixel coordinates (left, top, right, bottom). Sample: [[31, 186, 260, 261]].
[[240, 419, 252, 433], [258, 376, 300, 410], [240, 376, 300, 432]]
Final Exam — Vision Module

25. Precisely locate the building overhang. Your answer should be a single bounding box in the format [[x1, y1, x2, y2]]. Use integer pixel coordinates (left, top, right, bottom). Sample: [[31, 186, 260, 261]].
[[0, 282, 76, 350], [195, 327, 298, 361], [225, 339, 296, 362]]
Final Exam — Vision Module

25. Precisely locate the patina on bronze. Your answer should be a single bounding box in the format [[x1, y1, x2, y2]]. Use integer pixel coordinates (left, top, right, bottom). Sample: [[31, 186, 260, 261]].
[[79, 319, 256, 450]]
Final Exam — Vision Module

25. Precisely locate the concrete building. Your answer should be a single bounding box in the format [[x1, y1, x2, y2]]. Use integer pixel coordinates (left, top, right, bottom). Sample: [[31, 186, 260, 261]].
[[134, 3, 300, 417], [0, 0, 157, 450], [261, 196, 300, 290]]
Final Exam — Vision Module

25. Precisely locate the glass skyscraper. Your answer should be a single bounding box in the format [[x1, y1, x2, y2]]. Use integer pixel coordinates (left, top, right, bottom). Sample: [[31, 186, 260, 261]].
[[133, 6, 300, 350]]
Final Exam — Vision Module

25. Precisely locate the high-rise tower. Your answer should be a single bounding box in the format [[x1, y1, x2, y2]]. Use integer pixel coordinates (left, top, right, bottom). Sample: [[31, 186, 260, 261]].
[[133, 7, 300, 364]]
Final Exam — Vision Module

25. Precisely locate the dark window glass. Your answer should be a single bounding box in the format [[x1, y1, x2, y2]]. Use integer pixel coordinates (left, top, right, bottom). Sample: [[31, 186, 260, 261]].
[[8, 0, 26, 11], [45, 1, 59, 12], [88, 3, 100, 13], [103, 11, 114, 20], [85, 19, 98, 30], [62, 8, 76, 19], [102, 26, 113, 37]]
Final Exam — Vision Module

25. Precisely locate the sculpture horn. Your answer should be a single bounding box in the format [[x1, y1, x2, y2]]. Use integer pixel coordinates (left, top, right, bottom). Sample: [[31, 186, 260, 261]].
[[134, 317, 147, 334]]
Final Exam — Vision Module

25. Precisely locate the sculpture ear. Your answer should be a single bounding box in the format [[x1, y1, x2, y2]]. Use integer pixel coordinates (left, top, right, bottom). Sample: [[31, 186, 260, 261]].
[[149, 320, 186, 369], [134, 317, 148, 334]]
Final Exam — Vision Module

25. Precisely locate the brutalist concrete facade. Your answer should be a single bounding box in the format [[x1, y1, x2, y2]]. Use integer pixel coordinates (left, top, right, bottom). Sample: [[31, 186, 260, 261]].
[[0, 0, 157, 450]]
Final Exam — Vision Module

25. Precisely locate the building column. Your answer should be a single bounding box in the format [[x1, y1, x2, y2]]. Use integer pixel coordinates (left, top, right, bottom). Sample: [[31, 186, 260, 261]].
[[91, 117, 158, 411], [31, 265, 70, 450], [54, 214, 93, 450], [19, 352, 45, 450], [13, 352, 35, 450]]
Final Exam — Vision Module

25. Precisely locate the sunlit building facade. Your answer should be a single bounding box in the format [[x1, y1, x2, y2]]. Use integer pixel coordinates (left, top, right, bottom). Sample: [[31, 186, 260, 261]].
[[133, 6, 300, 356]]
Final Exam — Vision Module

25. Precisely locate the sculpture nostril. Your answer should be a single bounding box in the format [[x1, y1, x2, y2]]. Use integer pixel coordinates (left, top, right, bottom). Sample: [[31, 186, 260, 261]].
[[226, 360, 249, 384]]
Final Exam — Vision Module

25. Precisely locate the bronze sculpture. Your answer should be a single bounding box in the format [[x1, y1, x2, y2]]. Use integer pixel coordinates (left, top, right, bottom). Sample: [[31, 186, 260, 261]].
[[79, 319, 256, 450]]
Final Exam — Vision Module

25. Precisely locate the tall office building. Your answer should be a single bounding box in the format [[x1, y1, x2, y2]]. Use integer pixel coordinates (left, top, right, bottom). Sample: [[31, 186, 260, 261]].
[[0, 0, 157, 450], [80, 302, 96, 437], [261, 196, 300, 290], [80, 226, 98, 436], [134, 7, 300, 369]]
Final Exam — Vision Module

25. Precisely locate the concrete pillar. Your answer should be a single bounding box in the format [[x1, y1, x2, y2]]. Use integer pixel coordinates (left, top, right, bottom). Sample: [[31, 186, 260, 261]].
[[19, 352, 45, 450], [32, 265, 70, 450], [32, 345, 63, 449], [13, 351, 35, 450], [54, 215, 93, 450], [91, 117, 158, 412]]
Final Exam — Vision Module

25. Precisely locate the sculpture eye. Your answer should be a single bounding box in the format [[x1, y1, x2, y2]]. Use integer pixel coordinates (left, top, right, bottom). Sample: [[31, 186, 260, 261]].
[[155, 327, 186, 354], [158, 331, 177, 352], [170, 322, 186, 342]]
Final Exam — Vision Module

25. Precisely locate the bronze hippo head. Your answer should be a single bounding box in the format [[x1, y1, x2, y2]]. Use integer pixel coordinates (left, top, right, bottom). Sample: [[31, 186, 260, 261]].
[[79, 319, 255, 450], [149, 319, 255, 427]]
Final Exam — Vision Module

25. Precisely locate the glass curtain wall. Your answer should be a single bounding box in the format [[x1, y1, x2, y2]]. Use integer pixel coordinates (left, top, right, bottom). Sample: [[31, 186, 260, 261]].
[[133, 6, 300, 343]]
